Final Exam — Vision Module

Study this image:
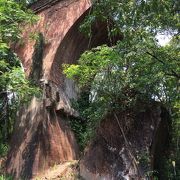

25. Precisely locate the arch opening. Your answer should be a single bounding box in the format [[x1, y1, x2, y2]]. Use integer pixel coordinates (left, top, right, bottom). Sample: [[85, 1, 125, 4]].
[[50, 8, 122, 100]]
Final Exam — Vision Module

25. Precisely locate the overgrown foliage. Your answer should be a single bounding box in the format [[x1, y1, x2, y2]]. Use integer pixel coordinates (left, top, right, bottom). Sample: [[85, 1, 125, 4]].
[[0, 0, 39, 155], [63, 0, 179, 178]]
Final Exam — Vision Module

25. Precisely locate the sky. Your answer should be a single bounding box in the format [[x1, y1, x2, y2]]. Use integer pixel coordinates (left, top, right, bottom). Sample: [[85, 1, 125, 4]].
[[156, 33, 172, 46]]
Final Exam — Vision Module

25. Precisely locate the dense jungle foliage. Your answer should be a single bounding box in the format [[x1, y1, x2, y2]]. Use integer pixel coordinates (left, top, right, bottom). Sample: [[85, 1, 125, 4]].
[[0, 0, 179, 179]]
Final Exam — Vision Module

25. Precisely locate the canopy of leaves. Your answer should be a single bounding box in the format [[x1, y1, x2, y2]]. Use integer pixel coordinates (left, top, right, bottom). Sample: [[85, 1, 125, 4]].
[[0, 0, 37, 43], [63, 0, 179, 177], [81, 0, 179, 37]]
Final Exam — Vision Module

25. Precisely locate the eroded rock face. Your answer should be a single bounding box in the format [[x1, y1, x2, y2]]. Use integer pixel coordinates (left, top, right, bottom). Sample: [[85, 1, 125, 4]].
[[80, 103, 170, 180], [6, 97, 79, 179]]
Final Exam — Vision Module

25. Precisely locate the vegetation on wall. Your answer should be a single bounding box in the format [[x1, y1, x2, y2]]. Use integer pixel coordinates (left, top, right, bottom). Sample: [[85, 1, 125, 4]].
[[0, 0, 39, 157], [63, 0, 179, 178], [29, 33, 44, 84]]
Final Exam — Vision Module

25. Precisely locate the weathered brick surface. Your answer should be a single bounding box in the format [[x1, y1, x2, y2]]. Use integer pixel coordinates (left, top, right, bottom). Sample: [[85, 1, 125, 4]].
[[29, 0, 64, 13], [6, 98, 79, 179], [16, 0, 91, 85]]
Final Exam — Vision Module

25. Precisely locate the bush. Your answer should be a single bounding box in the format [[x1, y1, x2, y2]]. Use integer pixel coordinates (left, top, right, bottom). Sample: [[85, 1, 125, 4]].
[[0, 175, 13, 180], [0, 143, 9, 157]]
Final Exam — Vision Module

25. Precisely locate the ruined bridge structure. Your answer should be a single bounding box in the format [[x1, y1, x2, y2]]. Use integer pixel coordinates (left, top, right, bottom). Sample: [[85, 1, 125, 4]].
[[6, 0, 119, 178], [18, 0, 116, 94], [6, 0, 170, 179]]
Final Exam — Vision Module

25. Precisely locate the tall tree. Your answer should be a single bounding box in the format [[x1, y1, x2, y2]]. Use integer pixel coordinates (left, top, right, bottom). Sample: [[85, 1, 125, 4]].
[[64, 0, 179, 178]]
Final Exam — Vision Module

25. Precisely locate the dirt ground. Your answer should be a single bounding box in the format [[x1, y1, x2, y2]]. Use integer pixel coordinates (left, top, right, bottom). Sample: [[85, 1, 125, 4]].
[[33, 161, 81, 180]]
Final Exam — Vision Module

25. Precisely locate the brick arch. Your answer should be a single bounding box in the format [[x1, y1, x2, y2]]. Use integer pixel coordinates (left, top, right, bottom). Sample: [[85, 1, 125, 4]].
[[16, 0, 122, 84], [15, 0, 121, 100], [50, 8, 122, 100], [50, 9, 115, 99], [16, 0, 92, 81]]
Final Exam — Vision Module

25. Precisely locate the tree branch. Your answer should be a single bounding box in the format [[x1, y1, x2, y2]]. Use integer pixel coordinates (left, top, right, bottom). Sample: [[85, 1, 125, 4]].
[[146, 51, 180, 79]]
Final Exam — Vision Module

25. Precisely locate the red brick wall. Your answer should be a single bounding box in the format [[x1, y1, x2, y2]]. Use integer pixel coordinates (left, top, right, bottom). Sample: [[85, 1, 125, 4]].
[[16, 0, 91, 84]]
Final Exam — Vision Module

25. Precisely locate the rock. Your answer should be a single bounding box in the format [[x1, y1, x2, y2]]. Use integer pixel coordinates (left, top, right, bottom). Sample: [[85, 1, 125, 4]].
[[80, 102, 170, 180]]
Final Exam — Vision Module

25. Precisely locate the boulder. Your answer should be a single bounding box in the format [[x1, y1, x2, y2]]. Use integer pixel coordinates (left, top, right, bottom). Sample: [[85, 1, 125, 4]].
[[80, 102, 170, 180]]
